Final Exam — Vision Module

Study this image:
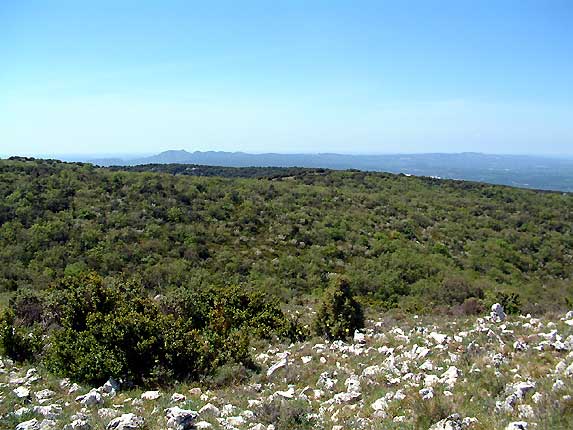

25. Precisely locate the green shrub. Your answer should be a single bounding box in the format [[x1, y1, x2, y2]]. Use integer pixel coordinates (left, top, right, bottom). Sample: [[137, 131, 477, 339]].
[[312, 275, 364, 340], [207, 285, 288, 339], [0, 309, 43, 362], [206, 361, 251, 388], [42, 272, 287, 385], [255, 398, 316, 430], [492, 291, 521, 315], [282, 313, 310, 343], [45, 273, 171, 385], [9, 289, 45, 326]]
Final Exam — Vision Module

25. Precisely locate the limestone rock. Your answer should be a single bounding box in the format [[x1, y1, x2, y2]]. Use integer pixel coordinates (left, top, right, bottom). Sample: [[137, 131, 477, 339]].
[[64, 419, 91, 430], [76, 389, 103, 406], [505, 422, 528, 430], [165, 406, 198, 430], [32, 404, 63, 419], [106, 413, 145, 430], [16, 419, 40, 430], [491, 303, 506, 322], [100, 378, 120, 396], [35, 389, 56, 402], [429, 414, 463, 430], [171, 393, 186, 403], [98, 408, 121, 420], [266, 357, 288, 377], [199, 403, 221, 417], [140, 390, 161, 400], [13, 386, 31, 399]]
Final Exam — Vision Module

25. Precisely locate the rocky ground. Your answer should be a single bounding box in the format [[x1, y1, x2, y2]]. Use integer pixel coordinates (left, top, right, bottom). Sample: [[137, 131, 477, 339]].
[[2, 305, 573, 430]]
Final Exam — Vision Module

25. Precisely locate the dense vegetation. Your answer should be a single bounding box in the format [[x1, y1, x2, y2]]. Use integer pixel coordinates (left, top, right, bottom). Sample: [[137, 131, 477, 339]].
[[1, 156, 572, 386], [0, 271, 293, 385], [1, 157, 572, 312], [109, 162, 325, 179]]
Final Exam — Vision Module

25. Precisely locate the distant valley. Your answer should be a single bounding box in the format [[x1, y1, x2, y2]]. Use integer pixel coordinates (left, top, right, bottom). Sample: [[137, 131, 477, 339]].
[[67, 150, 573, 192]]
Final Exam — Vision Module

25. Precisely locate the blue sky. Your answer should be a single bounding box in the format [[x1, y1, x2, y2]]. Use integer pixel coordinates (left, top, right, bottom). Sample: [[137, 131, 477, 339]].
[[1, 0, 572, 156]]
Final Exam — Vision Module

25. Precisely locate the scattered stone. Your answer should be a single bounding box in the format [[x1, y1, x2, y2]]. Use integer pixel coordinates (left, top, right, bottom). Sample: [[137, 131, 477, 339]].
[[199, 403, 221, 417], [429, 413, 463, 430], [491, 303, 506, 322], [171, 392, 186, 402], [419, 387, 434, 400], [188, 387, 202, 396], [13, 386, 31, 399], [76, 389, 103, 406], [226, 416, 246, 427], [518, 404, 534, 419], [101, 378, 120, 395], [553, 379, 565, 391], [33, 404, 63, 419], [64, 419, 91, 430], [221, 404, 236, 417], [39, 419, 57, 430], [344, 374, 361, 393], [68, 383, 82, 394], [506, 422, 528, 430], [462, 417, 478, 427], [317, 372, 337, 390], [106, 413, 145, 430], [35, 389, 56, 402], [513, 341, 528, 352], [441, 366, 460, 388], [165, 406, 198, 430], [275, 386, 295, 398], [333, 390, 361, 403], [16, 419, 40, 430], [98, 408, 121, 420], [266, 357, 288, 377], [15, 406, 31, 417], [510, 381, 536, 399], [429, 332, 449, 345], [141, 390, 161, 400], [354, 330, 366, 343]]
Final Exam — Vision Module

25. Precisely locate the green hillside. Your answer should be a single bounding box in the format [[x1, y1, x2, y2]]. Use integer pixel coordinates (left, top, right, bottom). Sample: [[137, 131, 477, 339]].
[[1, 157, 572, 312]]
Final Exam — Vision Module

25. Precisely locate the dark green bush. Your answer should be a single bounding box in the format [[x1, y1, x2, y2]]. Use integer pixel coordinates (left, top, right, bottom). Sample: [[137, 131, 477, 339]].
[[312, 275, 364, 340], [492, 291, 521, 315], [9, 289, 45, 326], [282, 313, 310, 343], [28, 272, 289, 385], [0, 309, 43, 362]]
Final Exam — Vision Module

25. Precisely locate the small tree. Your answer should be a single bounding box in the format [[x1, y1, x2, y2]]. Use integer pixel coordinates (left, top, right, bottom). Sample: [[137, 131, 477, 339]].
[[313, 275, 364, 340]]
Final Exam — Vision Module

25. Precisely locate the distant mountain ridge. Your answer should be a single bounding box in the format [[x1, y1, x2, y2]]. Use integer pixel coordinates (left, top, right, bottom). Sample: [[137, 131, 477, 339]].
[[73, 150, 573, 192]]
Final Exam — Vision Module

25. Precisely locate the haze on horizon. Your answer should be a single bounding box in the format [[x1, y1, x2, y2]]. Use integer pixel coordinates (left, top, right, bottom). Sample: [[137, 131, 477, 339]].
[[1, 1, 572, 156]]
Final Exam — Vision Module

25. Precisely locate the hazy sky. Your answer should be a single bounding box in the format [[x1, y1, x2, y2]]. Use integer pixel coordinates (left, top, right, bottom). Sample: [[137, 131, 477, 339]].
[[1, 0, 572, 156]]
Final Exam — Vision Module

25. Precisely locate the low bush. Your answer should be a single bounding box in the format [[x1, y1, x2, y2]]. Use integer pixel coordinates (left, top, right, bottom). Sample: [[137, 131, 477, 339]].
[[255, 398, 316, 430], [2, 272, 291, 386], [312, 275, 364, 340], [0, 309, 43, 362], [494, 291, 521, 314]]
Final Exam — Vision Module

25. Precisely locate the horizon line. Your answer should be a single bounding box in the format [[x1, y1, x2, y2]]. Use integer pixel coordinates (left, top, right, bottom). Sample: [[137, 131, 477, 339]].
[[3, 150, 573, 159]]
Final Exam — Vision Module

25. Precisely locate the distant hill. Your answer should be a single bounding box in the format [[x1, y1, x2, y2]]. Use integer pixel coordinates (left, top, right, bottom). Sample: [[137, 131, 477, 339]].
[[84, 150, 573, 192]]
